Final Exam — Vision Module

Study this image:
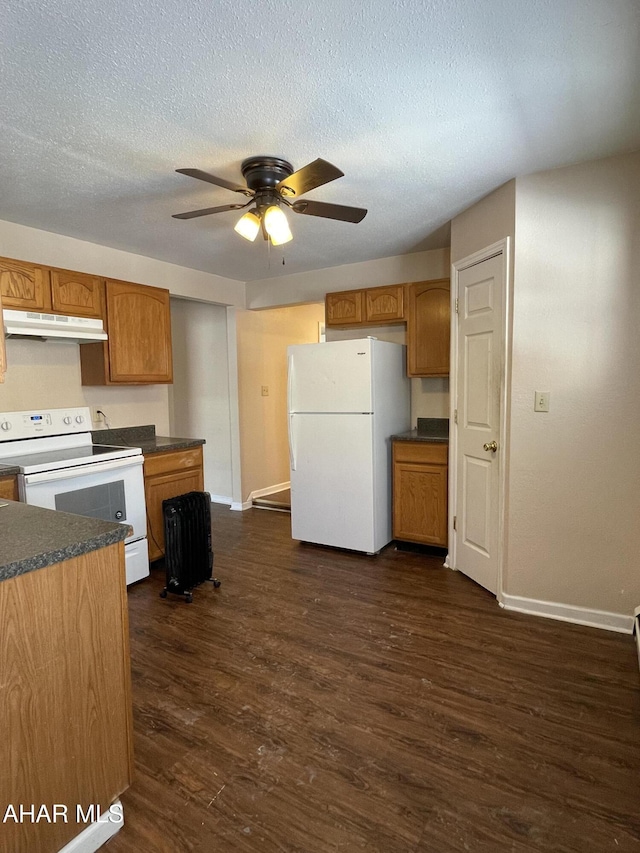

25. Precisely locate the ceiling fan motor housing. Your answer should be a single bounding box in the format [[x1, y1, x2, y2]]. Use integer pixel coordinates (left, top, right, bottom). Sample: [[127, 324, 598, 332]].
[[241, 156, 294, 193]]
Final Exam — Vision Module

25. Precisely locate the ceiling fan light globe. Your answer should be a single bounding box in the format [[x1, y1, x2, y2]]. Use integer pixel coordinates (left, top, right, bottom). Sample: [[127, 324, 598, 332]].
[[264, 205, 292, 245], [234, 210, 260, 241]]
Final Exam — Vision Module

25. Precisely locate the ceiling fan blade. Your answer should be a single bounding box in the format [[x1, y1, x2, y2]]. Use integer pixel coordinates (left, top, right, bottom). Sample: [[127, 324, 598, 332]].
[[276, 159, 344, 197], [291, 199, 367, 223], [172, 202, 250, 220], [176, 168, 253, 196]]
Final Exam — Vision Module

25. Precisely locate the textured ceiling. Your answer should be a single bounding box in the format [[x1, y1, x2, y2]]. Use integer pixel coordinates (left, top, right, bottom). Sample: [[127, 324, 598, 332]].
[[1, 0, 639, 282]]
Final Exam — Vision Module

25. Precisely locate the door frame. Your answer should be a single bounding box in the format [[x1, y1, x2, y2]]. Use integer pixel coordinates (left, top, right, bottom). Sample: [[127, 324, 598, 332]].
[[448, 238, 512, 602]]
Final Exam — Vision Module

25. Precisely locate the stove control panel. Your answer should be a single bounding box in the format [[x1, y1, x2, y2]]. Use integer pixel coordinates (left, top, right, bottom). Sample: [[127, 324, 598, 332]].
[[0, 407, 92, 441]]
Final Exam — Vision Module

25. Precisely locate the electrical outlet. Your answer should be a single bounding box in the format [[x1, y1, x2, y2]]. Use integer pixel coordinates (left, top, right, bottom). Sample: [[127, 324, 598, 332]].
[[261, 386, 269, 397], [534, 391, 550, 412], [90, 407, 103, 425]]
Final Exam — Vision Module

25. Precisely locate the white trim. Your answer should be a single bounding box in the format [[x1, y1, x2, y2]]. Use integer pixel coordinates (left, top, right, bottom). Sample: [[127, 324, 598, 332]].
[[634, 606, 640, 670], [501, 594, 633, 634], [57, 801, 124, 853], [229, 481, 291, 512], [230, 499, 252, 511], [250, 481, 290, 500], [449, 238, 512, 602], [209, 494, 233, 506]]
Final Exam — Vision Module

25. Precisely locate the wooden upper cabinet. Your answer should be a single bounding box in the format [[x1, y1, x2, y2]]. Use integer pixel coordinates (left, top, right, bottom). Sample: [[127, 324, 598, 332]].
[[406, 279, 450, 377], [0, 288, 6, 384], [50, 269, 104, 318], [0, 256, 49, 311], [80, 279, 173, 385], [364, 285, 404, 324], [325, 289, 363, 326]]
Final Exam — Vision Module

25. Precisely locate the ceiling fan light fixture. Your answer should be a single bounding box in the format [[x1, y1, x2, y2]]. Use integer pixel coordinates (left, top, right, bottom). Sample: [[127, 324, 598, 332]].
[[264, 205, 292, 246], [234, 210, 261, 242]]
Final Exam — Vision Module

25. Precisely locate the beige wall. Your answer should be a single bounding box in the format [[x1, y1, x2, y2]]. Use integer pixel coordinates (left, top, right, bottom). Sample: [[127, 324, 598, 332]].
[[451, 180, 516, 264], [0, 338, 170, 431], [169, 298, 234, 502], [245, 248, 450, 309], [236, 302, 325, 501], [505, 151, 640, 615]]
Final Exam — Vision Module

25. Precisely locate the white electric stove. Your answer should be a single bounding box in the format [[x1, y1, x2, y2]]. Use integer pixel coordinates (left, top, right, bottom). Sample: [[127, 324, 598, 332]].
[[0, 406, 149, 585]]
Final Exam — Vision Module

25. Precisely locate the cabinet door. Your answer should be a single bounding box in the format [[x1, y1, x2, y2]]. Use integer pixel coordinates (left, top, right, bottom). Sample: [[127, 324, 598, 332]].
[[325, 290, 364, 326], [406, 279, 450, 377], [145, 468, 204, 561], [0, 288, 6, 384], [393, 460, 448, 546], [105, 280, 173, 383], [0, 475, 18, 500], [0, 256, 49, 311], [364, 285, 405, 324], [51, 269, 104, 318]]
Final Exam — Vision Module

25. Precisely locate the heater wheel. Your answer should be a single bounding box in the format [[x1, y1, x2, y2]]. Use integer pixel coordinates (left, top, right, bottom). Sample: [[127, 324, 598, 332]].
[[159, 589, 167, 598]]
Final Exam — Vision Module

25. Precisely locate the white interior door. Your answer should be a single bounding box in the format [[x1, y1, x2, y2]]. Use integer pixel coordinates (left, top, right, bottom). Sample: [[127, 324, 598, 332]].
[[455, 253, 505, 594]]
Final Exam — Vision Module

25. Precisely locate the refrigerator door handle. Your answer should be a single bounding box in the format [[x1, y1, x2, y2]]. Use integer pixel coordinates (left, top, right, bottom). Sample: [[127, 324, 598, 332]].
[[288, 413, 296, 471], [287, 356, 296, 470]]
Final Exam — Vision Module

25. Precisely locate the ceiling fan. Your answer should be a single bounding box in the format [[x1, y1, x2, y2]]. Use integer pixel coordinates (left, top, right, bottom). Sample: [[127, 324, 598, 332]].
[[172, 156, 367, 246]]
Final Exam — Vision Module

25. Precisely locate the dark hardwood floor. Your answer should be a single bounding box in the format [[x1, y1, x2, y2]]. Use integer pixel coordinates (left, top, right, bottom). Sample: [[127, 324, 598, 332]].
[[107, 505, 640, 852]]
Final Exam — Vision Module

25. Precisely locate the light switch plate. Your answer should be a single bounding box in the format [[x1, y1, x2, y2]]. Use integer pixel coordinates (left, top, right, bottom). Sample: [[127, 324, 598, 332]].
[[261, 386, 269, 397], [534, 391, 550, 412]]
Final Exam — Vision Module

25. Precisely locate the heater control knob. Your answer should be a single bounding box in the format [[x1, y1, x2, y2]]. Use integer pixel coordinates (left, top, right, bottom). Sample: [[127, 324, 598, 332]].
[[0, 421, 11, 431], [63, 416, 72, 425], [75, 415, 84, 424]]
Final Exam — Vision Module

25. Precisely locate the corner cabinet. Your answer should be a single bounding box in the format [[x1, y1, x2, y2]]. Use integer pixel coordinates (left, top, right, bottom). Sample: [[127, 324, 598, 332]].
[[143, 447, 204, 561], [406, 279, 450, 377], [393, 440, 448, 546], [80, 279, 173, 385]]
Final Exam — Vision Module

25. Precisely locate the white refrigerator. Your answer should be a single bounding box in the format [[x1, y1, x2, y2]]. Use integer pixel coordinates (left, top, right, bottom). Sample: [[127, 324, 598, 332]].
[[287, 337, 410, 554]]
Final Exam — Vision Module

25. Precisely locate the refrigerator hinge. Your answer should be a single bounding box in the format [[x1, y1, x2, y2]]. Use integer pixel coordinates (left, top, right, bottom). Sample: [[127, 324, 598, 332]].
[[453, 515, 457, 531], [454, 408, 458, 424]]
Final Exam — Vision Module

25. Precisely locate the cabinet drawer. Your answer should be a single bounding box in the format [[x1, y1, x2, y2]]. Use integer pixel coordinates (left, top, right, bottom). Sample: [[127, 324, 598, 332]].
[[143, 446, 203, 478], [393, 441, 448, 465]]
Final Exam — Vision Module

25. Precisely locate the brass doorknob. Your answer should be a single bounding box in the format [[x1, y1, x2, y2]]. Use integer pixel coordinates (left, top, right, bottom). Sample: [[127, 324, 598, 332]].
[[483, 440, 498, 453]]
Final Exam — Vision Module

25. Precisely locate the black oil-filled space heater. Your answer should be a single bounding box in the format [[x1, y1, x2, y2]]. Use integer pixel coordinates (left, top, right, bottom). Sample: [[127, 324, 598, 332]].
[[160, 491, 221, 603]]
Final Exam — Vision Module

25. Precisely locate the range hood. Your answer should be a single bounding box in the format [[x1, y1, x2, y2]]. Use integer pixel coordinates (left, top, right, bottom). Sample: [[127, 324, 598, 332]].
[[3, 309, 108, 343]]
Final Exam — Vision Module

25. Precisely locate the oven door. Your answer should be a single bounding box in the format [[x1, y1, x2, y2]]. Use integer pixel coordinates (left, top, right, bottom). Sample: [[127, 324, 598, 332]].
[[21, 456, 146, 544]]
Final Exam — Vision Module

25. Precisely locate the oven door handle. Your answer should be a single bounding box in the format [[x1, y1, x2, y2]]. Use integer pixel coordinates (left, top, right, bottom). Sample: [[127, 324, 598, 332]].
[[23, 455, 143, 485]]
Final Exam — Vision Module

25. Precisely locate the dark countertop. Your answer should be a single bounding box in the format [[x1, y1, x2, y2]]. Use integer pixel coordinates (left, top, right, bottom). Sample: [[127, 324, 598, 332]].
[[0, 501, 129, 582], [392, 417, 449, 443], [0, 464, 20, 476], [92, 425, 205, 455]]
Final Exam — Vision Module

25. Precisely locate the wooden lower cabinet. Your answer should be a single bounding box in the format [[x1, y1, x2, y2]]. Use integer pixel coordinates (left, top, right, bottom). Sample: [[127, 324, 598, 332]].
[[392, 440, 448, 546], [0, 542, 133, 853], [144, 446, 204, 561], [0, 475, 18, 501]]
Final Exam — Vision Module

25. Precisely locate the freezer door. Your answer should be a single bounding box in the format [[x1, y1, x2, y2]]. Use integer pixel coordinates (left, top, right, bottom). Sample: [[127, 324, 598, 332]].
[[288, 339, 372, 413], [290, 413, 375, 552]]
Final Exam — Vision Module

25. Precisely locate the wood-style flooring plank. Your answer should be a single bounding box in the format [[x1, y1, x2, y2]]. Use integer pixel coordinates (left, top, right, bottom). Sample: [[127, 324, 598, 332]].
[[106, 505, 640, 853]]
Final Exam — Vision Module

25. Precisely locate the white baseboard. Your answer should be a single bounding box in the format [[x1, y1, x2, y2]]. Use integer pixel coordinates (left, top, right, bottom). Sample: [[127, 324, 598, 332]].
[[501, 594, 633, 634], [57, 801, 123, 852], [230, 482, 290, 512], [209, 494, 233, 506], [250, 481, 290, 500]]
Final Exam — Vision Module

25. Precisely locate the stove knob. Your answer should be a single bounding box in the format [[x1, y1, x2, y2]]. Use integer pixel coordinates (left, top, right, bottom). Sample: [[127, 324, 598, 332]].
[[63, 416, 72, 425], [75, 415, 85, 424], [0, 421, 11, 431]]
